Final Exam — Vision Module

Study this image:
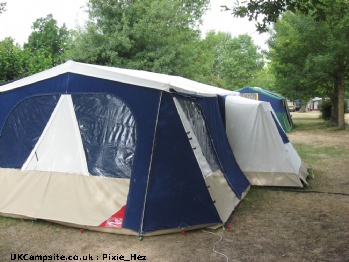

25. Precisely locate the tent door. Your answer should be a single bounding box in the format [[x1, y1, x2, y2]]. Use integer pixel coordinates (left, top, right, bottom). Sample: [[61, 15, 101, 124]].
[[22, 95, 89, 175], [173, 96, 239, 222]]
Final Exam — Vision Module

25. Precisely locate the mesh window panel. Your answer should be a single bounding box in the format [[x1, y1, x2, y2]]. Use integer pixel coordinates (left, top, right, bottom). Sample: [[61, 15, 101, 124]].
[[0, 95, 60, 168]]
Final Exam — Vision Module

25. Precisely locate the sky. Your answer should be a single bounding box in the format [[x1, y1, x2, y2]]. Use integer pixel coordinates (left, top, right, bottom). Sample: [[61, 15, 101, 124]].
[[0, 0, 269, 50]]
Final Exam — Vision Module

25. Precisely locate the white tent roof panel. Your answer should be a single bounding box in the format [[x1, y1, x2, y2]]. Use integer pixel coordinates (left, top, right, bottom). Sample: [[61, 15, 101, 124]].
[[0, 61, 239, 97]]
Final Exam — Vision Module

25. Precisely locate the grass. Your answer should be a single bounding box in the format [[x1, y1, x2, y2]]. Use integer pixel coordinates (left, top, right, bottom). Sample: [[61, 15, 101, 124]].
[[291, 119, 323, 131], [0, 216, 18, 227], [290, 112, 349, 170], [233, 187, 267, 213], [291, 111, 349, 129], [294, 143, 349, 163], [290, 113, 349, 194], [292, 118, 349, 132]]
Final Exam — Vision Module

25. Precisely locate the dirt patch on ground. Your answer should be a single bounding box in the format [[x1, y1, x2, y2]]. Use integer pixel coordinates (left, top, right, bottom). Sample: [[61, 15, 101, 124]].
[[1, 113, 349, 262]]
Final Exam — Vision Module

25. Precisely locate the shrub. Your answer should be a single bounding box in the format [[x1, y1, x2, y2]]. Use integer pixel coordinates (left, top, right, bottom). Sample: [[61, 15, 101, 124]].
[[319, 99, 332, 120], [319, 99, 349, 120]]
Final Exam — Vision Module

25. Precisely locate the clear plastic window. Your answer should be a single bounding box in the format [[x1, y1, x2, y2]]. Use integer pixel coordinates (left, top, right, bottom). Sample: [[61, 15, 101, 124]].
[[176, 97, 220, 173], [73, 94, 137, 178]]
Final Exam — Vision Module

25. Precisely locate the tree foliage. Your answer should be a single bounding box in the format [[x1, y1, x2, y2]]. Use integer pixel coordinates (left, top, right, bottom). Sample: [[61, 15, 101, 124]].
[[201, 31, 264, 89], [69, 0, 209, 78], [222, 34, 264, 89], [249, 64, 275, 90], [0, 38, 23, 83], [24, 14, 70, 66], [0, 38, 51, 83], [0, 15, 66, 83], [231, 0, 323, 32], [0, 2, 6, 15], [269, 2, 349, 128], [231, 0, 348, 128]]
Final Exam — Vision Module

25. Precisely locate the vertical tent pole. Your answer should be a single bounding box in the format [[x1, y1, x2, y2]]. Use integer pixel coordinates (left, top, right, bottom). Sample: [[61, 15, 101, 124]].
[[139, 91, 163, 235]]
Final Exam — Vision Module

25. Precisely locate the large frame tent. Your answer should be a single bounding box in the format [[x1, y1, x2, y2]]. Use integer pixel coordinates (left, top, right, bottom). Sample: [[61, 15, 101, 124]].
[[0, 61, 250, 235], [236, 86, 293, 132]]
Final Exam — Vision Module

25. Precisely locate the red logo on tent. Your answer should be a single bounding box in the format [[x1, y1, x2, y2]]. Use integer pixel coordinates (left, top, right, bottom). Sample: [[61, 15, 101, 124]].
[[99, 206, 126, 228]]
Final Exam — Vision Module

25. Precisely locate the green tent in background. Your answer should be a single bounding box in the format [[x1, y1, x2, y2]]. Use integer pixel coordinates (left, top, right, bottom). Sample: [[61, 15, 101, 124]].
[[236, 86, 293, 132]]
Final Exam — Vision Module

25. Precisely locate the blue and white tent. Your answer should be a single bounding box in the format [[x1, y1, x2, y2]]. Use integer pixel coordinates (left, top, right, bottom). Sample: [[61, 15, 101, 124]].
[[0, 61, 250, 235]]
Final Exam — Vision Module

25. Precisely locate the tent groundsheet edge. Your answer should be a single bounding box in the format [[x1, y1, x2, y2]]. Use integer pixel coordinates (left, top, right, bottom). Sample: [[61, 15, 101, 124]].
[[244, 171, 305, 187]]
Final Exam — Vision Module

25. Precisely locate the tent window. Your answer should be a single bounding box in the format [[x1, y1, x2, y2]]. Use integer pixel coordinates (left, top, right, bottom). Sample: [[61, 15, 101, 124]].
[[73, 94, 137, 179], [270, 112, 289, 144], [176, 97, 220, 173]]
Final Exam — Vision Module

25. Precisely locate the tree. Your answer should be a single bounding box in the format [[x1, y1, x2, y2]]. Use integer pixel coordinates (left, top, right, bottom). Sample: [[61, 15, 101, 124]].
[[231, 0, 348, 128], [0, 38, 22, 83], [198, 31, 232, 88], [269, 6, 349, 128], [249, 64, 275, 90], [0, 2, 6, 15], [268, 13, 316, 100], [200, 31, 264, 89], [24, 14, 70, 66], [222, 34, 264, 89], [230, 0, 323, 32], [0, 38, 51, 83], [69, 0, 209, 77]]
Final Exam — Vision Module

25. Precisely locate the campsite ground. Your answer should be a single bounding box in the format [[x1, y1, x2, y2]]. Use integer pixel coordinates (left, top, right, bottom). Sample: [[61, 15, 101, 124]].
[[1, 112, 349, 262]]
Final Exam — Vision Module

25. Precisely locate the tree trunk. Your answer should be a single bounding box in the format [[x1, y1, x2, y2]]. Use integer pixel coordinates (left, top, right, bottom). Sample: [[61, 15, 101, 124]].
[[337, 79, 345, 129], [335, 70, 345, 129], [331, 85, 338, 123]]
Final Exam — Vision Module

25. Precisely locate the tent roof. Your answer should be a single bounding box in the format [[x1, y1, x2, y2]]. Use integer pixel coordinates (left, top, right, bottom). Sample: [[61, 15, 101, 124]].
[[0, 61, 239, 97], [237, 86, 284, 100]]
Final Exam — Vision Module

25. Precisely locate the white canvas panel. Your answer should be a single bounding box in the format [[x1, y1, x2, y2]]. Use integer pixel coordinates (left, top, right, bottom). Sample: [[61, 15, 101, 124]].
[[22, 95, 89, 175], [0, 169, 129, 226], [224, 96, 304, 183], [205, 170, 241, 222]]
